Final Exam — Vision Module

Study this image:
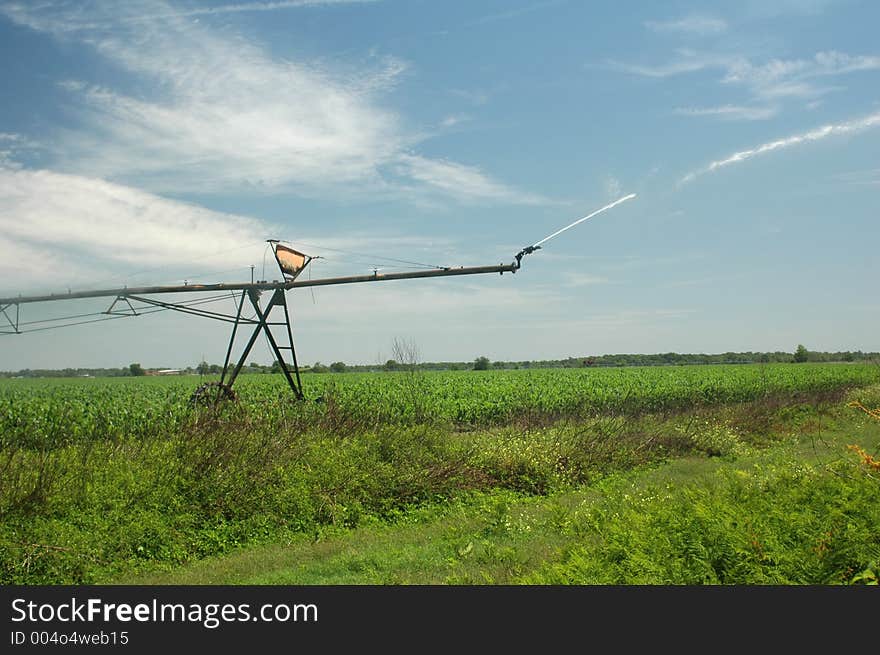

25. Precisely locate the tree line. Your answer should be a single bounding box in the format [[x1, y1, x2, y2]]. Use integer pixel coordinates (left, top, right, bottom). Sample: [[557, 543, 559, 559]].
[[4, 346, 876, 378]]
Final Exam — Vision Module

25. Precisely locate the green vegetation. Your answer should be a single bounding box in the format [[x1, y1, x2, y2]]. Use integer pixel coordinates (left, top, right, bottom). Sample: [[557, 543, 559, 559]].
[[1, 364, 878, 584], [129, 387, 880, 585], [473, 356, 491, 371], [3, 347, 878, 378]]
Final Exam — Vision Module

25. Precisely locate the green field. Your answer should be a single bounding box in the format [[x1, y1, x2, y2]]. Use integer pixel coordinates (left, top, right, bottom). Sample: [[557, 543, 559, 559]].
[[1, 363, 878, 584], [3, 362, 878, 440]]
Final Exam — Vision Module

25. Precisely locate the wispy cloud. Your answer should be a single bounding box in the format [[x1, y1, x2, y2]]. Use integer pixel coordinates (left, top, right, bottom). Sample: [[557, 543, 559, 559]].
[[0, 167, 465, 293], [605, 54, 725, 79], [680, 110, 880, 184], [0, 133, 42, 170], [674, 104, 779, 121], [611, 49, 880, 117], [126, 0, 376, 21], [394, 154, 552, 205], [1, 0, 374, 30], [645, 15, 727, 36], [721, 50, 880, 99], [440, 114, 471, 128], [0, 1, 546, 206], [0, 167, 274, 288], [466, 0, 568, 28]]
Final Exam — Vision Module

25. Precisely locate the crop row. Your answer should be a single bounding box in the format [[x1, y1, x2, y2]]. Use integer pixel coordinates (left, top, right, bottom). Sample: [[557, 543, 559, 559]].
[[1, 363, 876, 448]]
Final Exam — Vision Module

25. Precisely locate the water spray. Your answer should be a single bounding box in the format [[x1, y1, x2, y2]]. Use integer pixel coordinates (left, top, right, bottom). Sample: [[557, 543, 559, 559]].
[[515, 193, 637, 268]]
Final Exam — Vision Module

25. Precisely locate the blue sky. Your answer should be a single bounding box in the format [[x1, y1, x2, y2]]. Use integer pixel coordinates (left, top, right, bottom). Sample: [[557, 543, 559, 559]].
[[0, 0, 878, 369]]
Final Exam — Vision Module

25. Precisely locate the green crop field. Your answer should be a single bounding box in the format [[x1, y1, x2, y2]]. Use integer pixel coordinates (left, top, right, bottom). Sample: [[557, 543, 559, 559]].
[[1, 362, 878, 584], [2, 362, 877, 441]]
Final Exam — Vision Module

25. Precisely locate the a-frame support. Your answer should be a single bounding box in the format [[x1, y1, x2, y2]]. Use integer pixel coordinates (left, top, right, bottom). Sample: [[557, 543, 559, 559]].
[[220, 287, 303, 399], [0, 303, 19, 334]]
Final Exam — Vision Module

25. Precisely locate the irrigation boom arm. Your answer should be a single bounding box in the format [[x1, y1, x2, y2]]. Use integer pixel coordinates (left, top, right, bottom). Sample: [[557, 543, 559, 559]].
[[0, 262, 518, 307], [1, 193, 636, 400], [1, 192, 638, 308]]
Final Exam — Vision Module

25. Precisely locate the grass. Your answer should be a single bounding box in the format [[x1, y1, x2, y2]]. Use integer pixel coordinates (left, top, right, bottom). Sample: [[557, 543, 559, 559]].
[[118, 385, 880, 585]]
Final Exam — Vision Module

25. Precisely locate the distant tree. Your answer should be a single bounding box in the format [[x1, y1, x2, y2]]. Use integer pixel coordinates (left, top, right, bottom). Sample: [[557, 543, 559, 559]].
[[311, 361, 328, 374], [391, 337, 421, 374], [129, 363, 145, 376], [329, 361, 347, 373], [473, 356, 490, 371], [383, 359, 398, 372], [793, 344, 809, 363], [196, 360, 211, 375]]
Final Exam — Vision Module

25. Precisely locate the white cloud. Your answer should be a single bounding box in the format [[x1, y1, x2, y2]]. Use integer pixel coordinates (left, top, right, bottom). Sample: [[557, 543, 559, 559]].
[[440, 114, 470, 128], [680, 110, 880, 184], [0, 133, 42, 170], [721, 51, 880, 100], [611, 49, 880, 115], [0, 0, 374, 31], [465, 0, 567, 28], [125, 0, 376, 21], [0, 167, 478, 296], [394, 154, 552, 205], [0, 167, 275, 292], [605, 56, 722, 79], [674, 104, 779, 121], [0, 1, 546, 205], [645, 15, 728, 36]]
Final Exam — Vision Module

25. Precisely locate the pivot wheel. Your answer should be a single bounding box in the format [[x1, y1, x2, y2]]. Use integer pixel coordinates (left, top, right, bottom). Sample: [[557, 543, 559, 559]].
[[189, 381, 238, 406]]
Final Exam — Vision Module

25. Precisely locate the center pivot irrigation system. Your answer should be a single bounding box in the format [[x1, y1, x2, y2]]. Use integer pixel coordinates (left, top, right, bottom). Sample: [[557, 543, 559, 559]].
[[0, 194, 636, 404]]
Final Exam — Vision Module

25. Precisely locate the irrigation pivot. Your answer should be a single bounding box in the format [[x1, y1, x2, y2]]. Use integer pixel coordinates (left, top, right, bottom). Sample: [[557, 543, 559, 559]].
[[1, 195, 636, 402]]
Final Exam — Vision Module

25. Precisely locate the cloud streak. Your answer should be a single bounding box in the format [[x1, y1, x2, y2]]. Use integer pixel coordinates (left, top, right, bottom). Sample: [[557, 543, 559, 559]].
[[127, 0, 376, 20], [721, 51, 880, 99], [393, 155, 552, 206], [605, 55, 723, 79], [680, 110, 880, 184], [645, 15, 727, 36], [611, 49, 880, 117], [674, 104, 778, 121], [0, 1, 546, 206]]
